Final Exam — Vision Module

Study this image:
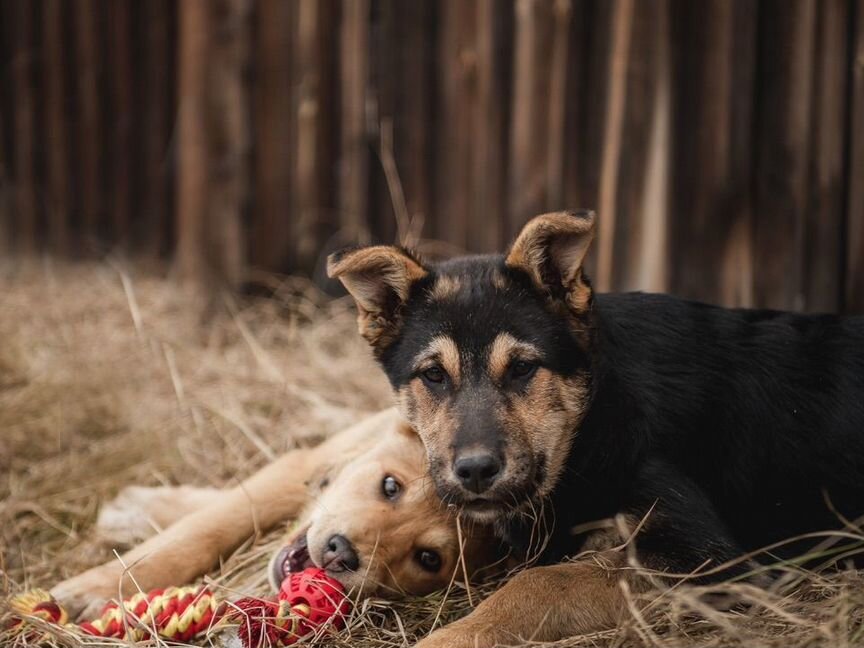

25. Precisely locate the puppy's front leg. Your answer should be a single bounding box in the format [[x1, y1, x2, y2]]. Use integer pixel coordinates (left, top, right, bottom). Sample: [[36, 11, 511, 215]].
[[416, 554, 631, 648]]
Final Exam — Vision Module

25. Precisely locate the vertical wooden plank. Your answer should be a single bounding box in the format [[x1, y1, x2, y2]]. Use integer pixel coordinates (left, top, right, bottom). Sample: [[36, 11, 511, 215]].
[[11, 0, 37, 253], [74, 0, 103, 248], [108, 0, 133, 246], [562, 0, 601, 279], [0, 0, 9, 253], [508, 0, 554, 237], [847, 0, 864, 313], [802, 0, 848, 313], [471, 0, 511, 251], [177, 0, 249, 286], [252, 0, 294, 269], [175, 0, 208, 280], [204, 0, 249, 286], [43, 0, 69, 254], [614, 0, 671, 293], [545, 0, 571, 210], [337, 0, 369, 243], [594, 0, 634, 291], [753, 0, 816, 311], [393, 0, 434, 248], [141, 0, 171, 257], [435, 0, 476, 251], [294, 0, 330, 269], [668, 0, 757, 305]]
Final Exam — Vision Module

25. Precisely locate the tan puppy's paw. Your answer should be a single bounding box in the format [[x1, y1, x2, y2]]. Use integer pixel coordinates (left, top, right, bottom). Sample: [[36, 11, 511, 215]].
[[415, 627, 489, 648], [50, 565, 121, 619], [96, 485, 220, 545]]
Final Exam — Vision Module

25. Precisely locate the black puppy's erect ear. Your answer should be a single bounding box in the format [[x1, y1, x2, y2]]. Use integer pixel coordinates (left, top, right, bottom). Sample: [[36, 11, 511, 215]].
[[327, 245, 428, 349], [505, 210, 596, 313]]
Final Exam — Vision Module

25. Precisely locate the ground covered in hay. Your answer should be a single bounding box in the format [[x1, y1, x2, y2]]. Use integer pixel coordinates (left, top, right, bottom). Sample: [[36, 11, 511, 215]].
[[2, 262, 864, 647]]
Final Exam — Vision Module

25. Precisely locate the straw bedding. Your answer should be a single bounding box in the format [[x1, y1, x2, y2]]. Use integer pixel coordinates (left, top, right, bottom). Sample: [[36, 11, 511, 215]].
[[2, 261, 863, 647]]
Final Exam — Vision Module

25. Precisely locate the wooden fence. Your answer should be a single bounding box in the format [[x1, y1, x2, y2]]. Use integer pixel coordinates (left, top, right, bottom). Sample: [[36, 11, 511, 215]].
[[1, 0, 862, 312]]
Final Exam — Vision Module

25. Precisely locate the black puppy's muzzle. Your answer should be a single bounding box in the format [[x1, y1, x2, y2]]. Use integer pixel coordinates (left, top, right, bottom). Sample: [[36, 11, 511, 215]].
[[453, 451, 503, 494]]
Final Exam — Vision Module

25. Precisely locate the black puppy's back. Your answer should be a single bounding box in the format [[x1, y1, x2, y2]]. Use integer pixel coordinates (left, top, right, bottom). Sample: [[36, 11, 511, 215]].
[[564, 292, 864, 557]]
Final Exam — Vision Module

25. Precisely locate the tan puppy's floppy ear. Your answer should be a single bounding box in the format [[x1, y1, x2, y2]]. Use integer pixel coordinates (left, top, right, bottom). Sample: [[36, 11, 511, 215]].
[[506, 210, 596, 313], [327, 245, 428, 349]]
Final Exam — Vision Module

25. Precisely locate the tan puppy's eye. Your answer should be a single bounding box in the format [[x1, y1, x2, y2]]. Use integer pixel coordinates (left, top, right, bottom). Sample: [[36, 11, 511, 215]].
[[415, 549, 442, 572], [382, 475, 402, 500]]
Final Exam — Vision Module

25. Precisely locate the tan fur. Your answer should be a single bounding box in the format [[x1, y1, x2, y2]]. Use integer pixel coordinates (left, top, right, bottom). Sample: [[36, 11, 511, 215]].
[[413, 335, 462, 388], [415, 552, 638, 648], [51, 409, 492, 616], [487, 333, 541, 382], [398, 380, 459, 474], [327, 246, 428, 348], [429, 274, 463, 300], [506, 210, 596, 315], [490, 269, 510, 291], [505, 369, 590, 498]]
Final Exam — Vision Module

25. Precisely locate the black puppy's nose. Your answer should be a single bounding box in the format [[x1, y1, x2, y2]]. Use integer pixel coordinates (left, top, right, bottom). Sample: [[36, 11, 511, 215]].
[[454, 452, 502, 494], [322, 534, 360, 572]]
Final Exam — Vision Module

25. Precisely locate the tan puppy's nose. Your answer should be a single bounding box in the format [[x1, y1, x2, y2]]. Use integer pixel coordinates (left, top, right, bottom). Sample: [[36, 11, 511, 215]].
[[454, 452, 502, 494], [323, 534, 360, 572]]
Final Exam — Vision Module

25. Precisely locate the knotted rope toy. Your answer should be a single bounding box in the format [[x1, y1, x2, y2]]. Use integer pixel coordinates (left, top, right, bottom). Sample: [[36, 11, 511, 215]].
[[5, 568, 349, 647]]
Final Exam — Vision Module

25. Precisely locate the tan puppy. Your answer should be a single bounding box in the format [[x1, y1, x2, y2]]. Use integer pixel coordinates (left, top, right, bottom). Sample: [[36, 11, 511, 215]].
[[52, 409, 494, 616]]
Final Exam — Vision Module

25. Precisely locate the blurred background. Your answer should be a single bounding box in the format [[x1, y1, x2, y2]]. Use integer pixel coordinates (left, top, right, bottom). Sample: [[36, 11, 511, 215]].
[[0, 0, 862, 312]]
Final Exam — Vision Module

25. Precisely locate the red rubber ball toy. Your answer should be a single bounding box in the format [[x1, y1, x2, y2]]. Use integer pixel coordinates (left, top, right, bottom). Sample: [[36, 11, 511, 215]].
[[235, 567, 350, 647], [279, 567, 350, 630]]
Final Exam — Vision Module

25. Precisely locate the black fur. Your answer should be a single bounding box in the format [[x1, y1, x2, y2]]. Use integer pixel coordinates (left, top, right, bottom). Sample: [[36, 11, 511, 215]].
[[379, 254, 864, 577]]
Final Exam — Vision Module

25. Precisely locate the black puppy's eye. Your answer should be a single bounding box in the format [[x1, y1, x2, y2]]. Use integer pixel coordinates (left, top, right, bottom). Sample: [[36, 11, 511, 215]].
[[382, 475, 402, 500], [421, 366, 446, 385], [510, 360, 537, 379], [415, 549, 442, 572]]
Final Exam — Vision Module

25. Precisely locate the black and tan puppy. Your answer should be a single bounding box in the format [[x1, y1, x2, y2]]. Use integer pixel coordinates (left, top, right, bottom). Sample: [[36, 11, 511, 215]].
[[329, 210, 864, 647]]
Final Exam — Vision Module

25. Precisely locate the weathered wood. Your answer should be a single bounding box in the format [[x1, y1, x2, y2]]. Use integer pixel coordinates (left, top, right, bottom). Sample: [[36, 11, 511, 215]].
[[73, 0, 103, 248], [395, 0, 434, 248], [594, 0, 633, 292], [175, 0, 208, 281], [436, 0, 477, 251], [545, 0, 571, 211], [847, 0, 864, 313], [177, 0, 249, 288], [470, 0, 510, 251], [252, 0, 294, 269], [508, 0, 554, 238], [11, 0, 36, 253], [0, 0, 8, 253], [0, 0, 858, 313], [614, 0, 671, 293], [563, 0, 602, 279], [205, 0, 249, 287], [108, 0, 133, 246], [669, 0, 757, 305], [294, 0, 319, 267], [140, 0, 171, 257], [293, 0, 336, 270], [43, 0, 69, 255], [337, 0, 369, 245], [802, 0, 848, 313], [753, 0, 816, 311]]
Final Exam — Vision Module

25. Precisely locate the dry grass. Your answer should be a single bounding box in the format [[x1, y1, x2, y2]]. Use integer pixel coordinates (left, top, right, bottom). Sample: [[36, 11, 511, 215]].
[[2, 260, 863, 647]]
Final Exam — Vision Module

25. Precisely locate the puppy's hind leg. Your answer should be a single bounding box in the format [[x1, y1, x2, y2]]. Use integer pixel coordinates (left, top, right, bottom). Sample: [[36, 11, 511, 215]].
[[96, 485, 223, 545]]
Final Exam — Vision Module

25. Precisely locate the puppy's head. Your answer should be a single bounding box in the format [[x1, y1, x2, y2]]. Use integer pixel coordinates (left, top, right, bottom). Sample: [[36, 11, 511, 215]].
[[269, 421, 494, 597], [328, 211, 597, 522]]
